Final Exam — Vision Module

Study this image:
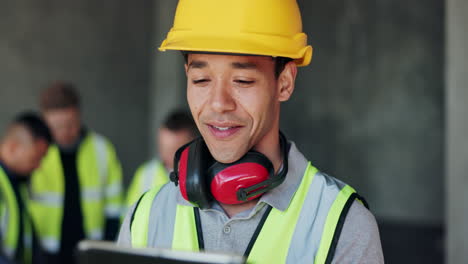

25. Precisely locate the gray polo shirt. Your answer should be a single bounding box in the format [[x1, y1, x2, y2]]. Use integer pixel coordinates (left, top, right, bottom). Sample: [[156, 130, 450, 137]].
[[118, 142, 384, 263]]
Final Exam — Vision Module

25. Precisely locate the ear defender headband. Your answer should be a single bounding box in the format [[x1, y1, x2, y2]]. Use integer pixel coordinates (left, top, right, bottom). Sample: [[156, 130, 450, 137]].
[[170, 132, 290, 209]]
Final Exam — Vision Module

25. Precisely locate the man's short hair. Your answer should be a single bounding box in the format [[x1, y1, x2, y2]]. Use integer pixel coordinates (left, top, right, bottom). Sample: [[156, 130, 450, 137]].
[[163, 109, 198, 137], [13, 111, 53, 144], [40, 81, 80, 110], [181, 52, 292, 79], [273, 57, 293, 78]]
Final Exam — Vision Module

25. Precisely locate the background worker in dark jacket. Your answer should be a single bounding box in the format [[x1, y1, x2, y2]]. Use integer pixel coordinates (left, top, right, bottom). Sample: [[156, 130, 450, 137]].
[[0, 112, 52, 264]]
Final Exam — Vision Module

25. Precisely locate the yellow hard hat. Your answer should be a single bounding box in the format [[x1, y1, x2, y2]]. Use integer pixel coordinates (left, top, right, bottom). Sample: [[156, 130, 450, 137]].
[[159, 0, 313, 67]]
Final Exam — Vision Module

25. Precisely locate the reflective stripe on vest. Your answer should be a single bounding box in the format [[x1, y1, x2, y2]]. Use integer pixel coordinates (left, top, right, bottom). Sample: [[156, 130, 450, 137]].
[[130, 163, 360, 263], [0, 168, 33, 263], [126, 160, 168, 207], [29, 132, 119, 253]]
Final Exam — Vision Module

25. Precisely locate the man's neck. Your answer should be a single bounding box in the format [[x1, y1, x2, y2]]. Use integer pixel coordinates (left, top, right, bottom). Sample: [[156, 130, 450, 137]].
[[253, 132, 283, 173], [220, 199, 259, 218], [59, 129, 86, 152]]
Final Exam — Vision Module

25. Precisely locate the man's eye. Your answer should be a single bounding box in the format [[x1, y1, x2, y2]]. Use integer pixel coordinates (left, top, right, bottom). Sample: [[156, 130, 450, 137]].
[[235, 80, 255, 85], [193, 79, 209, 84]]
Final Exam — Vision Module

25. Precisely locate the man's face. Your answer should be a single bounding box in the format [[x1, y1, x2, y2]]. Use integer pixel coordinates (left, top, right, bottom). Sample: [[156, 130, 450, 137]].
[[158, 127, 194, 171], [13, 138, 49, 176], [43, 107, 81, 147], [185, 54, 295, 163]]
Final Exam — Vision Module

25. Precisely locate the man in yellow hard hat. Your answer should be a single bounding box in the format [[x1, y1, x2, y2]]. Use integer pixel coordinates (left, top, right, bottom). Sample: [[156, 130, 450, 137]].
[[118, 0, 384, 263], [0, 112, 52, 264], [125, 109, 198, 208]]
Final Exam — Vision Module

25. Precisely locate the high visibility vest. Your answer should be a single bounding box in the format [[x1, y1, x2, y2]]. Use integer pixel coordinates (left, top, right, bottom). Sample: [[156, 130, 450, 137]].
[[130, 163, 364, 264], [0, 167, 32, 264], [29, 132, 123, 253], [126, 159, 168, 207]]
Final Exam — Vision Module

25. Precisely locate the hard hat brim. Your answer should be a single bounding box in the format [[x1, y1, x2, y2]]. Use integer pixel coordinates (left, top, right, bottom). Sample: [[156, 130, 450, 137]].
[[159, 31, 312, 67]]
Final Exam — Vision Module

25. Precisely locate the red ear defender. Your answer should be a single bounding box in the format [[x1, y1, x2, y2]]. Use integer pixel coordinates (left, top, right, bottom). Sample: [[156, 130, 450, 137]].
[[207, 152, 274, 204], [171, 132, 290, 209], [171, 138, 214, 208]]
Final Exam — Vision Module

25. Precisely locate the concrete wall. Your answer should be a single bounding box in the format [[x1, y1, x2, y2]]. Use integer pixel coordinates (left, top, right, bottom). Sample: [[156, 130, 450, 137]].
[[281, 0, 444, 223], [0, 0, 153, 182], [446, 0, 468, 262]]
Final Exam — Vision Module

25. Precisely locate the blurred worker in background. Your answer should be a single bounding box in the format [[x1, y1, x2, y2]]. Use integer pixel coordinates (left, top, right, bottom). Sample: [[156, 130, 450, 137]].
[[29, 81, 123, 264], [118, 0, 384, 263], [0, 112, 52, 264], [126, 109, 198, 207]]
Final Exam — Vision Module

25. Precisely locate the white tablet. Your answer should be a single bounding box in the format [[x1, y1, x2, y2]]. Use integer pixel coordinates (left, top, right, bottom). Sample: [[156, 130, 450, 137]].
[[77, 240, 246, 264]]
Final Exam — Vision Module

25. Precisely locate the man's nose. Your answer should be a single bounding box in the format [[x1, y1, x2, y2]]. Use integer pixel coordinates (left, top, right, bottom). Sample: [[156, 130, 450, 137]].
[[209, 81, 236, 113]]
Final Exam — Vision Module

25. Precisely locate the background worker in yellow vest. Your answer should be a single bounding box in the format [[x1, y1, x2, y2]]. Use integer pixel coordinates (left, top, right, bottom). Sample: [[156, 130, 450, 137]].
[[118, 0, 384, 263], [126, 109, 198, 208], [29, 81, 123, 264], [0, 112, 52, 264]]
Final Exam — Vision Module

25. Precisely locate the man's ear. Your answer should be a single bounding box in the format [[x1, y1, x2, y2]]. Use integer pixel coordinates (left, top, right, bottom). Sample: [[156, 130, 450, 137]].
[[278, 61, 297, 102]]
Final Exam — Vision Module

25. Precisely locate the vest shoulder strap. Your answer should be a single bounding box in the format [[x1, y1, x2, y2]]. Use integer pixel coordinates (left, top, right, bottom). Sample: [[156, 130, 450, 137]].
[[247, 163, 318, 263], [316, 186, 360, 264], [130, 187, 159, 247], [248, 164, 361, 264]]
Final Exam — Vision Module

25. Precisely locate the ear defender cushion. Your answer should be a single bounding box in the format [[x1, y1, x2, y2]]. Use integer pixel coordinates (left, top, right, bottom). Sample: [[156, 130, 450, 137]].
[[177, 147, 190, 201], [184, 138, 214, 209], [207, 151, 274, 204]]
